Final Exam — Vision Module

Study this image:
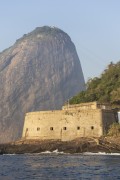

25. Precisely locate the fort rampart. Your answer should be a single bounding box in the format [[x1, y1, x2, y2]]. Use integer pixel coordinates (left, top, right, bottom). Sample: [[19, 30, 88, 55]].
[[22, 102, 118, 141]]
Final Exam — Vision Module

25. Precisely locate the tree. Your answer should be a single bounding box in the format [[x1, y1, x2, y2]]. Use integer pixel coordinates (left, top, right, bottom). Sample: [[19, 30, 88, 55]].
[[70, 61, 120, 106]]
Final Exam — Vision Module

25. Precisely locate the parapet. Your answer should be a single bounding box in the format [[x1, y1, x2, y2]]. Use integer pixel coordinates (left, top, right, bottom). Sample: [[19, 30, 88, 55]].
[[62, 101, 112, 111]]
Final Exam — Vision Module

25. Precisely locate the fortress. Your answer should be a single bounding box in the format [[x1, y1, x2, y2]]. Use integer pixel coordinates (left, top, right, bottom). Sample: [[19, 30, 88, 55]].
[[22, 102, 118, 141]]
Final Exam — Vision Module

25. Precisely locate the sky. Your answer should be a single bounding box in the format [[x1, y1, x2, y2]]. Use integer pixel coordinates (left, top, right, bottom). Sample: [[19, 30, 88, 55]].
[[0, 0, 120, 81]]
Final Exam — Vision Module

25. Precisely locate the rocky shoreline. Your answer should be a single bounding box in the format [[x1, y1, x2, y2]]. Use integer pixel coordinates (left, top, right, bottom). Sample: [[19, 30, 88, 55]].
[[0, 137, 120, 155]]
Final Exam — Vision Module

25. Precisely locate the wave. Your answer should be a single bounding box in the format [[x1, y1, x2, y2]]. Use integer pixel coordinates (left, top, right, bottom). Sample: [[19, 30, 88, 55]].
[[40, 149, 66, 154], [3, 154, 16, 156], [83, 152, 120, 156], [2, 151, 120, 156]]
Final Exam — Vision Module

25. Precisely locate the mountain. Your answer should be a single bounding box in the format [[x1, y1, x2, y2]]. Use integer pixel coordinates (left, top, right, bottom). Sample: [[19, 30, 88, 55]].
[[70, 61, 120, 107], [0, 26, 85, 143]]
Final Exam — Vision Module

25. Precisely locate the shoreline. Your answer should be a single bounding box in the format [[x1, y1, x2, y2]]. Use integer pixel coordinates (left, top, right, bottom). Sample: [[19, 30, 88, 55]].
[[0, 137, 120, 155]]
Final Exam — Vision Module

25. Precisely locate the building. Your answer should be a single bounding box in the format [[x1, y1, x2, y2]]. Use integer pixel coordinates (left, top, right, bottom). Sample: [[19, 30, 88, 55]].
[[22, 102, 118, 141]]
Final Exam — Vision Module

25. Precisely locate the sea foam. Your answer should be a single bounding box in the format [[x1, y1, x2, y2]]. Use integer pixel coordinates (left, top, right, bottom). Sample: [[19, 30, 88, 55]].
[[83, 152, 120, 156]]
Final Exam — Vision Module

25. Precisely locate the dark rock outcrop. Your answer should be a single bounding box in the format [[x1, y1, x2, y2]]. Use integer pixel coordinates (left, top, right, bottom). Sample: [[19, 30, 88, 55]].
[[0, 137, 120, 154], [0, 26, 85, 143]]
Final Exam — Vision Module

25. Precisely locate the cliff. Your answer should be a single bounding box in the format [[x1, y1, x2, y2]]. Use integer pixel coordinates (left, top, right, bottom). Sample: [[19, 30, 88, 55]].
[[0, 26, 85, 143]]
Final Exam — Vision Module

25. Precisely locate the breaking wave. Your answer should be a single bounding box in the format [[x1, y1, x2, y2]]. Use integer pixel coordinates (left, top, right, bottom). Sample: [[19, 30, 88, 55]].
[[40, 149, 65, 154], [83, 152, 120, 156]]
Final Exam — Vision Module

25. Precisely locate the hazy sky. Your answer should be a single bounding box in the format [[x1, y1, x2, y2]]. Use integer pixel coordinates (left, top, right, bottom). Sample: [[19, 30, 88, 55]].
[[0, 0, 120, 81]]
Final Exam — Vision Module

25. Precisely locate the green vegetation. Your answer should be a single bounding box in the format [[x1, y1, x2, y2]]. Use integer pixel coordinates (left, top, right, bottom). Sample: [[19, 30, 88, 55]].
[[30, 26, 64, 37], [107, 123, 120, 136], [70, 61, 120, 106]]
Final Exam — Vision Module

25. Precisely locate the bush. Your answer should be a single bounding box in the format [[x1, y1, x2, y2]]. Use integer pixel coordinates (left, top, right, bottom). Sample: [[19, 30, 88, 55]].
[[107, 123, 120, 136], [70, 61, 120, 106]]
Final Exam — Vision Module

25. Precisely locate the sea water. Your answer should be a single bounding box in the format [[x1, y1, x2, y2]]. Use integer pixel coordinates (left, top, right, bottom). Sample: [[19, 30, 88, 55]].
[[0, 152, 120, 180]]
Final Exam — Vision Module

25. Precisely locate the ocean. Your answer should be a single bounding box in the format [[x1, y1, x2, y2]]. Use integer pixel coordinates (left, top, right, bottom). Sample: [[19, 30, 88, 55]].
[[0, 151, 120, 180]]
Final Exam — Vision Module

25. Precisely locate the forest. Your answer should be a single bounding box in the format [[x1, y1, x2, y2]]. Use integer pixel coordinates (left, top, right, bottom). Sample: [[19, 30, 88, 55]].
[[70, 61, 120, 107]]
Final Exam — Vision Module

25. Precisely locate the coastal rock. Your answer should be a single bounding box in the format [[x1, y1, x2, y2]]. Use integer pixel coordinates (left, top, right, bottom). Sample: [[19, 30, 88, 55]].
[[0, 137, 120, 154], [0, 26, 85, 143]]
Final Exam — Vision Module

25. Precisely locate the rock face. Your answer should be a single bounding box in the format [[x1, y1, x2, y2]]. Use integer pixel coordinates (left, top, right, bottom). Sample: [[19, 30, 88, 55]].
[[1, 137, 120, 154], [0, 26, 85, 143]]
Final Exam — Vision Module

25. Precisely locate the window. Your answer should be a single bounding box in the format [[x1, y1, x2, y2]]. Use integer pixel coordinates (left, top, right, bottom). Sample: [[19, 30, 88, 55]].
[[63, 127, 67, 130], [50, 127, 53, 131], [77, 126, 80, 130], [37, 127, 40, 131], [91, 126, 94, 130]]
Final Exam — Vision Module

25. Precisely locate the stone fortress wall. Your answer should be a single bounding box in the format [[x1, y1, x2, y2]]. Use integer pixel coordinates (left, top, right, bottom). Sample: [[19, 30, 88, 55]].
[[22, 102, 118, 141]]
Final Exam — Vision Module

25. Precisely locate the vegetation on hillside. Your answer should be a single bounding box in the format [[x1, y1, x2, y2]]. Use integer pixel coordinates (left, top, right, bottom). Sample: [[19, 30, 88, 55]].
[[107, 123, 120, 136], [70, 61, 120, 106]]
